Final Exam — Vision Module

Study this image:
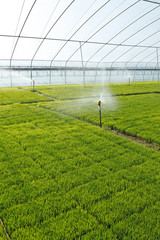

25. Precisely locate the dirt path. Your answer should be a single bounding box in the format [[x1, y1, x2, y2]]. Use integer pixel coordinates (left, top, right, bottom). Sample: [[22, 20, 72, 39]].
[[0, 217, 11, 240], [105, 127, 160, 151], [34, 90, 58, 101], [38, 103, 160, 152], [32, 89, 160, 151]]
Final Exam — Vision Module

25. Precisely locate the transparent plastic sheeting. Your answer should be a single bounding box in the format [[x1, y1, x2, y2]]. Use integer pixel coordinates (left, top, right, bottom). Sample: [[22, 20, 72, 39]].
[[0, 0, 159, 62], [0, 61, 159, 87], [0, 0, 160, 87]]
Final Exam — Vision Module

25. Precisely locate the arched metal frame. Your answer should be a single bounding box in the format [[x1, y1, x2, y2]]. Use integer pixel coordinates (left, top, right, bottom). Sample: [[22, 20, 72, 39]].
[[0, 0, 160, 86]]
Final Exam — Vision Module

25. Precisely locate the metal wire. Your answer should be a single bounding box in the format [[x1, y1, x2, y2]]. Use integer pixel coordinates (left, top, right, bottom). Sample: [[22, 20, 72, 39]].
[[30, 0, 76, 66], [39, 0, 61, 38], [0, 0, 159, 72], [99, 16, 160, 64], [131, 45, 159, 70], [125, 37, 160, 64], [51, 0, 128, 63], [10, 0, 38, 63], [51, 0, 98, 62], [85, 4, 159, 64], [11, 0, 26, 59], [141, 0, 160, 5], [1, 33, 158, 49], [84, 0, 128, 41], [65, 0, 141, 63], [50, 0, 109, 63], [124, 39, 160, 82]]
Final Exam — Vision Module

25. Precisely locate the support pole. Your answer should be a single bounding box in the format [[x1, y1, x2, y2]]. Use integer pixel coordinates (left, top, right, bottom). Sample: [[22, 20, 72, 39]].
[[128, 77, 130, 85], [79, 41, 85, 86], [30, 62, 33, 82], [99, 108, 102, 127], [65, 62, 67, 84], [156, 48, 159, 84], [97, 101, 102, 127], [49, 65, 52, 85], [9, 60, 12, 87]]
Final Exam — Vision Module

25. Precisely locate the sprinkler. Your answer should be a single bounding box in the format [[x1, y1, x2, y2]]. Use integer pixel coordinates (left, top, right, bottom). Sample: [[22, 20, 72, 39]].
[[97, 100, 102, 127]]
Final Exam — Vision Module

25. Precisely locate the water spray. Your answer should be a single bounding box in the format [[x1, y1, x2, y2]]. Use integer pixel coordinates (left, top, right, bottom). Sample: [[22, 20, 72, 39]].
[[97, 100, 102, 127]]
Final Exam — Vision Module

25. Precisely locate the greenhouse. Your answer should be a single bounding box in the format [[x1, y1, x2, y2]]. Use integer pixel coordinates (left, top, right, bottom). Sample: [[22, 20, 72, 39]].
[[0, 0, 160, 86], [0, 1, 160, 240]]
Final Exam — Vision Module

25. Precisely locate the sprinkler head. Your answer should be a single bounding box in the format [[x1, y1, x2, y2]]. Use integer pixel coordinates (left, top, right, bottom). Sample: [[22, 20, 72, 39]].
[[96, 100, 102, 111], [96, 100, 102, 106]]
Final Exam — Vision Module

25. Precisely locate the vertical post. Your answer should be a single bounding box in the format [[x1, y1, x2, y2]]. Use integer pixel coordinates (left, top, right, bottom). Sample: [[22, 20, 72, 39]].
[[156, 48, 159, 84], [109, 62, 113, 83], [9, 69, 12, 87], [65, 64, 67, 84], [128, 77, 130, 85], [79, 41, 85, 86], [9, 59, 12, 87], [142, 67, 146, 81], [30, 61, 33, 84], [99, 108, 102, 127], [95, 69, 98, 83], [95, 62, 99, 83], [49, 68, 52, 85], [97, 101, 102, 127]]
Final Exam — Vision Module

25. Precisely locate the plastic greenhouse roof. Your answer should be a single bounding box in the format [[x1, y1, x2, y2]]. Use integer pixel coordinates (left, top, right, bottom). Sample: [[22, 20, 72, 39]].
[[0, 0, 160, 66]]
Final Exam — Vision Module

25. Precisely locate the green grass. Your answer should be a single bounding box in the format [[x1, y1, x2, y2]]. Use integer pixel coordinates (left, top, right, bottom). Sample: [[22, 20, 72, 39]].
[[0, 87, 50, 105], [27, 82, 160, 144], [40, 92, 160, 145], [0, 224, 8, 240], [29, 81, 160, 100], [0, 83, 160, 239]]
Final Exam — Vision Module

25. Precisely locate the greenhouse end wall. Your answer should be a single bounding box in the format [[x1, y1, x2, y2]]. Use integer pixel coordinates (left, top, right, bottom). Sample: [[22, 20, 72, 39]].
[[0, 62, 159, 87]]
